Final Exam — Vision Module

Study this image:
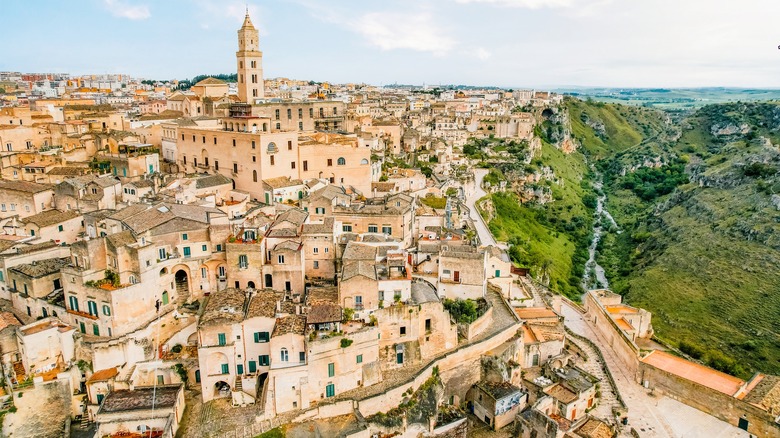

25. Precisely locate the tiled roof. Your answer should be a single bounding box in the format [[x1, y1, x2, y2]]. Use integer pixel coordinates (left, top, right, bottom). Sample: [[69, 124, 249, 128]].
[[0, 312, 21, 331], [199, 288, 247, 327], [742, 375, 780, 411], [272, 314, 306, 337], [0, 180, 54, 193], [100, 386, 180, 413], [10, 257, 69, 278], [195, 77, 227, 86], [246, 291, 278, 319], [87, 367, 118, 383], [274, 240, 302, 252], [195, 174, 232, 189], [307, 302, 342, 324], [545, 383, 578, 404], [105, 230, 137, 248], [302, 217, 334, 235], [264, 176, 303, 189], [476, 381, 522, 400], [341, 261, 376, 282], [22, 209, 80, 228], [342, 242, 377, 261]]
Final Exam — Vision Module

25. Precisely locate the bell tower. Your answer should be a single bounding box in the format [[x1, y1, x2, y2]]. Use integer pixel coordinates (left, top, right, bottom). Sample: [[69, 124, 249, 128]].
[[236, 9, 263, 103]]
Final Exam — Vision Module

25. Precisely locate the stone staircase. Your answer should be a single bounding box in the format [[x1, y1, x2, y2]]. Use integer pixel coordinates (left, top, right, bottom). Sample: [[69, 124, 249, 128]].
[[235, 377, 243, 392], [566, 333, 622, 421]]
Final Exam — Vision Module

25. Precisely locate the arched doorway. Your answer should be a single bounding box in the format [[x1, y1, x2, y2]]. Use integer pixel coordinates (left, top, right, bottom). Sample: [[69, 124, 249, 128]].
[[247, 281, 255, 289], [214, 381, 231, 398], [264, 274, 273, 289], [175, 269, 189, 299]]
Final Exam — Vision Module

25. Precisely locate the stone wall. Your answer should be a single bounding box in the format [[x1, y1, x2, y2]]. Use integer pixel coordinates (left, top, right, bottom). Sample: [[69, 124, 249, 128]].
[[639, 361, 780, 438], [582, 292, 640, 377]]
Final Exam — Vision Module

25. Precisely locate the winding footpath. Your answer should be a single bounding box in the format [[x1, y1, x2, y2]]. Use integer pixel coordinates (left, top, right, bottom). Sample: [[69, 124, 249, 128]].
[[465, 168, 497, 247]]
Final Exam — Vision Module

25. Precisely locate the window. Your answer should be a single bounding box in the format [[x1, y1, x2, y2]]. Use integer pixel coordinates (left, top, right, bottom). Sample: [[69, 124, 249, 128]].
[[238, 255, 248, 269], [234, 163, 239, 173], [327, 159, 333, 167], [232, 139, 236, 147], [88, 300, 98, 316], [276, 123, 281, 130], [215, 160, 219, 170], [248, 361, 257, 373], [214, 137, 217, 145], [275, 109, 280, 120], [277, 255, 285, 264], [216, 244, 223, 251], [299, 122, 303, 130], [315, 207, 325, 214], [68, 296, 79, 312], [368, 225, 378, 233], [298, 108, 303, 118], [313, 247, 319, 254], [270, 156, 275, 166], [201, 267, 207, 278], [103, 305, 111, 316], [221, 363, 229, 374], [287, 109, 292, 119], [425, 319, 431, 332], [251, 140, 256, 149], [158, 248, 167, 260], [356, 354, 363, 364], [355, 296, 363, 309], [202, 136, 206, 144], [361, 158, 369, 165], [252, 156, 256, 162], [337, 157, 346, 166], [309, 107, 314, 117], [254, 331, 270, 343], [302, 160, 308, 172], [326, 383, 335, 398], [183, 247, 191, 257], [382, 226, 392, 235], [328, 363, 335, 377], [93, 324, 100, 336], [291, 161, 296, 169], [342, 224, 352, 232], [237, 364, 244, 375], [182, 233, 188, 241], [280, 348, 289, 362], [259, 355, 270, 366], [218, 333, 226, 346], [299, 351, 305, 363], [313, 261, 319, 269], [400, 326, 406, 335]]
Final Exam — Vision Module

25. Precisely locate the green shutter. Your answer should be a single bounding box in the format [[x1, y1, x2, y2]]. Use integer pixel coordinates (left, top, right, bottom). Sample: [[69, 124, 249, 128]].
[[237, 364, 244, 375], [93, 324, 99, 336], [328, 363, 334, 377], [218, 333, 226, 345], [254, 332, 260, 343], [248, 361, 257, 373], [259, 355, 269, 366], [221, 363, 229, 374], [326, 383, 335, 398], [356, 354, 363, 364]]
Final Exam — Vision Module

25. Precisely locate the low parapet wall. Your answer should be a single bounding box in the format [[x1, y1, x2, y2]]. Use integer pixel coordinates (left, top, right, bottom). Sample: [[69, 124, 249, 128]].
[[582, 292, 640, 378]]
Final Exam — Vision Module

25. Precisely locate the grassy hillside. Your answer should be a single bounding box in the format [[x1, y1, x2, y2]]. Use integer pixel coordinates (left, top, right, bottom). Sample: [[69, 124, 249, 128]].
[[594, 102, 780, 377], [487, 139, 595, 299]]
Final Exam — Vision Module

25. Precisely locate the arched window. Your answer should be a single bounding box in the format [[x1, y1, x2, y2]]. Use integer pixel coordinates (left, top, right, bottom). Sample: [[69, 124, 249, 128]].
[[267, 142, 277, 153], [337, 157, 346, 166], [360, 158, 369, 165], [253, 170, 258, 182], [280, 348, 289, 362]]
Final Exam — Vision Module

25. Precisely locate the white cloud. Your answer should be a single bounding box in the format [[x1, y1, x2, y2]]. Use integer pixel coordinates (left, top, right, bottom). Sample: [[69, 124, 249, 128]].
[[473, 47, 492, 60], [454, 0, 575, 9], [354, 12, 455, 54], [103, 0, 150, 20]]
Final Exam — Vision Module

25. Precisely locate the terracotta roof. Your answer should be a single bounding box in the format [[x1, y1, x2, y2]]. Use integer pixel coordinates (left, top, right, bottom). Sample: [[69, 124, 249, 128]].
[[0, 180, 54, 193], [199, 288, 247, 327], [0, 312, 21, 331], [341, 261, 376, 282], [274, 240, 302, 252], [272, 314, 306, 337], [100, 386, 180, 413], [545, 383, 578, 404], [514, 307, 558, 321], [246, 291, 278, 319], [10, 257, 69, 278], [88, 367, 118, 383], [641, 350, 745, 396], [307, 303, 342, 324], [194, 77, 227, 86], [576, 417, 614, 438], [342, 242, 378, 261], [22, 209, 80, 228]]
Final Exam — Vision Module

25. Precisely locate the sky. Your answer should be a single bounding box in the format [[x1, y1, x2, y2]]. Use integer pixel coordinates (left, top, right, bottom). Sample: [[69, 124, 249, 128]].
[[2, 0, 780, 88]]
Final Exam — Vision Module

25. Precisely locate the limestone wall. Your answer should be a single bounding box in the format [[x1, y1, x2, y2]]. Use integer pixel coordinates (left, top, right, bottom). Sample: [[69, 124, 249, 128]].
[[639, 361, 780, 438], [582, 292, 640, 377]]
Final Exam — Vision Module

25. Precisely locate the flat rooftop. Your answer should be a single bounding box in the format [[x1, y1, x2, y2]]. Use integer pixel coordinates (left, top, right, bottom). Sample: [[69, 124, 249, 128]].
[[514, 307, 557, 320], [641, 350, 745, 396]]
